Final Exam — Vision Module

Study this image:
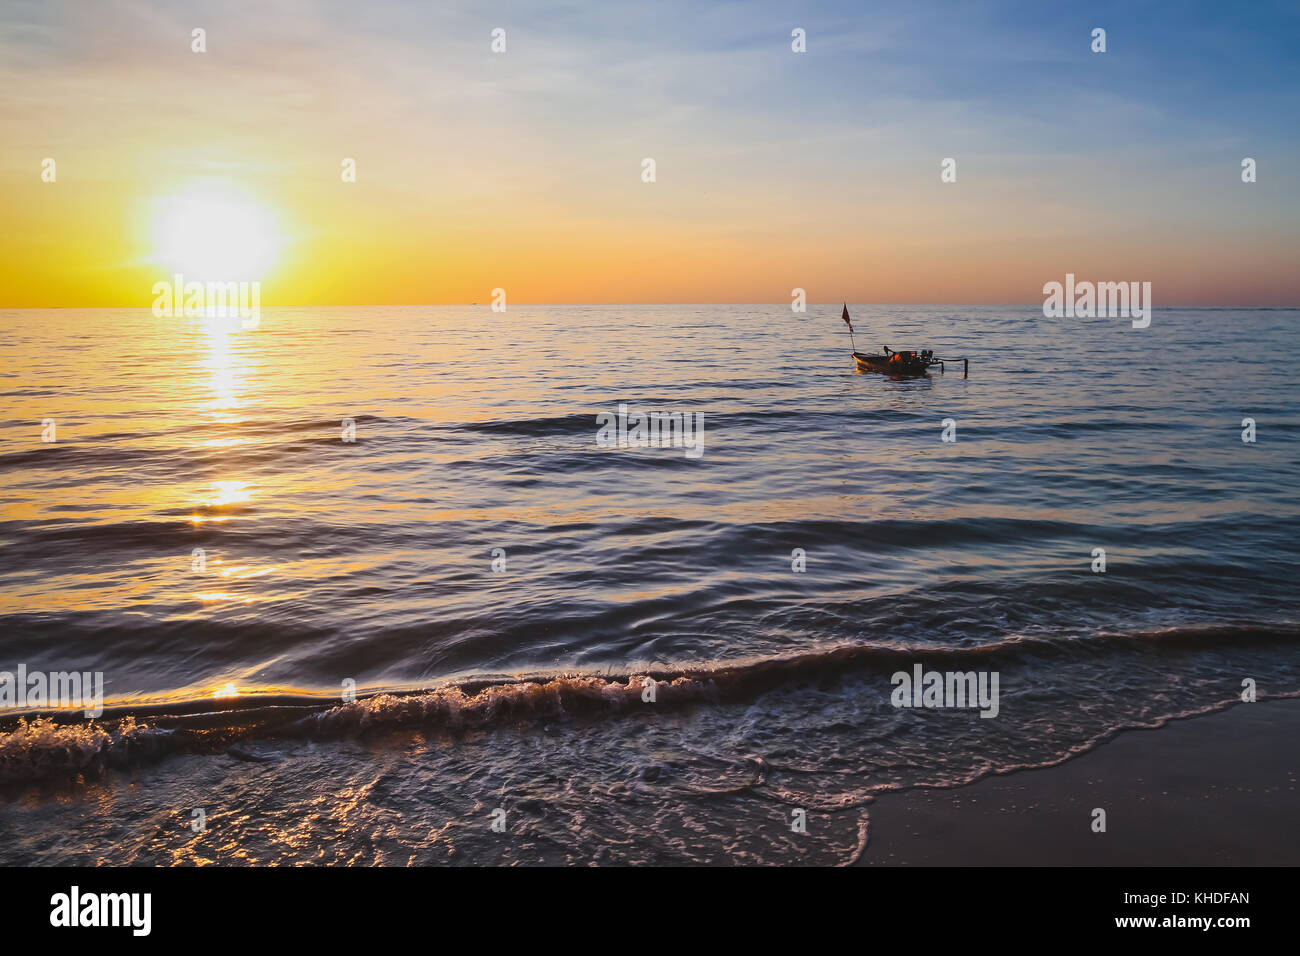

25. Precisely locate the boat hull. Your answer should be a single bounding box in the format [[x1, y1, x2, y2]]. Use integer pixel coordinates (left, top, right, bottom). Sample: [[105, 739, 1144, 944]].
[[853, 352, 931, 377]]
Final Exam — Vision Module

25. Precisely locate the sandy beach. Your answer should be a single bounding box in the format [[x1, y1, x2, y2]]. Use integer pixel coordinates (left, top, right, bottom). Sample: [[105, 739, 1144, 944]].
[[860, 698, 1300, 866]]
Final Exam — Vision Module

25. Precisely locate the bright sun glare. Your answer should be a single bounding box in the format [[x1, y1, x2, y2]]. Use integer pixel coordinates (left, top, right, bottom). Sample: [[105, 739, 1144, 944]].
[[150, 185, 285, 280]]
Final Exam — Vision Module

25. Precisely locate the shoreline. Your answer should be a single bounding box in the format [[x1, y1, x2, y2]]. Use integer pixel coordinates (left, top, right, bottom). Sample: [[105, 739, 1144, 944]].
[[859, 697, 1300, 866]]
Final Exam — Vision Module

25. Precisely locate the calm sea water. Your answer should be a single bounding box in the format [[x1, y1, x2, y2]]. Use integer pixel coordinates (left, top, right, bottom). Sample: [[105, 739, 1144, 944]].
[[1, 304, 1298, 864]]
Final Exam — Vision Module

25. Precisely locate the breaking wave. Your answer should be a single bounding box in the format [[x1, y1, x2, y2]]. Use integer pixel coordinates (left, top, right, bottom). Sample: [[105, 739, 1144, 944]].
[[3, 621, 1297, 785]]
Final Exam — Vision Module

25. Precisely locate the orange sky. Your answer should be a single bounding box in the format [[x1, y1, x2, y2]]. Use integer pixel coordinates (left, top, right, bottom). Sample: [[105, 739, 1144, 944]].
[[3, 1, 1297, 307]]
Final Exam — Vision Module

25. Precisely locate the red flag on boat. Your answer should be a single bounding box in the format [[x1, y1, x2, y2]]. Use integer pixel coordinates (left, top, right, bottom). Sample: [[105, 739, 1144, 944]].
[[841, 303, 853, 333]]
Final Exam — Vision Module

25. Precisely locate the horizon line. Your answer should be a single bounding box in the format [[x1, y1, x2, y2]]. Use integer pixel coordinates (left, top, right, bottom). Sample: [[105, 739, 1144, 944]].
[[6, 302, 1298, 310]]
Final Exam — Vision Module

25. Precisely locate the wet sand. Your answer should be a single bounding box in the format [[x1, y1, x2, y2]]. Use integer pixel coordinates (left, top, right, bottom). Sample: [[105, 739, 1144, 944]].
[[860, 698, 1300, 866]]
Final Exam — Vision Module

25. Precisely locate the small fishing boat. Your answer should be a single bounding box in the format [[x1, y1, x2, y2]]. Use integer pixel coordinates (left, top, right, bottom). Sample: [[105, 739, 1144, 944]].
[[840, 304, 969, 378], [853, 347, 967, 378]]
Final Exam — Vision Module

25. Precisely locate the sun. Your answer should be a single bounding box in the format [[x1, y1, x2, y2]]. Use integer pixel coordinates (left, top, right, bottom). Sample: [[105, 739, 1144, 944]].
[[150, 183, 286, 280]]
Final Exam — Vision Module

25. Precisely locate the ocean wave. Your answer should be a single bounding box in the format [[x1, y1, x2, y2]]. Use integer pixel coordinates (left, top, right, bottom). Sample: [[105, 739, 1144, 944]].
[[0, 717, 175, 784], [2, 622, 1296, 785]]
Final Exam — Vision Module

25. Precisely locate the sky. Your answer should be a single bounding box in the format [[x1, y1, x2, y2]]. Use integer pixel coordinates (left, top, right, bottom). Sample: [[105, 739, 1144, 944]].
[[2, 0, 1298, 306]]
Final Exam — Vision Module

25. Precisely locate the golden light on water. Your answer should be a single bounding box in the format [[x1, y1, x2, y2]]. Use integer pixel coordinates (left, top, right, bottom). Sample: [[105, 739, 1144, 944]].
[[205, 480, 252, 508], [218, 565, 272, 580], [199, 322, 244, 414], [190, 480, 253, 525]]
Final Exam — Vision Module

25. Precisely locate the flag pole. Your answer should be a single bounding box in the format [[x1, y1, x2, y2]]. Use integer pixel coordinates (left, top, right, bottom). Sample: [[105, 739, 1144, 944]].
[[842, 303, 857, 354]]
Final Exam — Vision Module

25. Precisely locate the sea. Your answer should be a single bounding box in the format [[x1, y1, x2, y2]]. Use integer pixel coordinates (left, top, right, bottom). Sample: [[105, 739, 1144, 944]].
[[1, 303, 1297, 864]]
